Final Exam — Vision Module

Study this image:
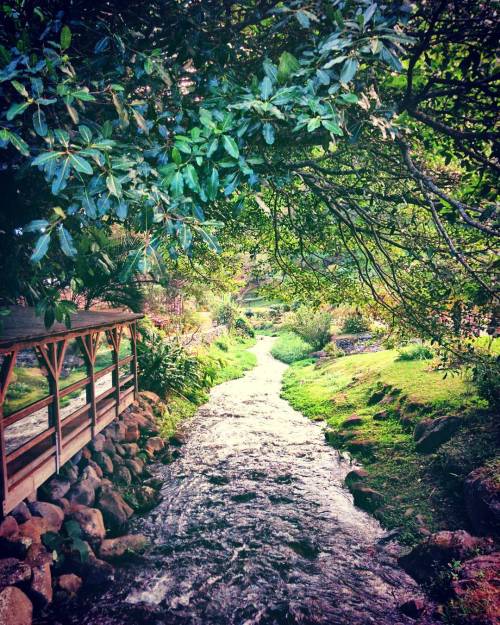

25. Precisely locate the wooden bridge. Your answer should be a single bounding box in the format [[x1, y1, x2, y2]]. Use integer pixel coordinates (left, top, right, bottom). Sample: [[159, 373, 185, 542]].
[[0, 307, 143, 516]]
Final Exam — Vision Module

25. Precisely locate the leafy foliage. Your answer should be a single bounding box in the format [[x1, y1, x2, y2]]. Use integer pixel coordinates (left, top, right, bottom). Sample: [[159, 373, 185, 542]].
[[284, 306, 332, 350], [396, 343, 435, 361], [341, 313, 369, 334], [271, 332, 313, 364]]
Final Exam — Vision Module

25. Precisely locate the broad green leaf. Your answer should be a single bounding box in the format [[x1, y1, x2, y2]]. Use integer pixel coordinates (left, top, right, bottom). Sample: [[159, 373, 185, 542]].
[[60, 25, 72, 50], [222, 135, 239, 159], [207, 167, 219, 200], [6, 102, 29, 120], [30, 233, 50, 262], [11, 80, 28, 97], [73, 89, 96, 102], [116, 200, 128, 220], [340, 58, 359, 84], [339, 93, 359, 103], [32, 151, 61, 167], [172, 147, 182, 165], [198, 228, 221, 253], [78, 125, 92, 142], [307, 117, 321, 132], [260, 76, 273, 100], [9, 132, 29, 156], [278, 52, 300, 82], [177, 223, 192, 250], [106, 173, 122, 197], [132, 108, 149, 134], [33, 109, 48, 136], [24, 219, 49, 233], [322, 119, 343, 135], [170, 171, 184, 196], [263, 60, 278, 83], [262, 122, 275, 144], [175, 141, 191, 154], [54, 128, 70, 146], [206, 138, 218, 158], [183, 164, 200, 192], [69, 153, 93, 175], [58, 226, 77, 256], [363, 3, 377, 25]]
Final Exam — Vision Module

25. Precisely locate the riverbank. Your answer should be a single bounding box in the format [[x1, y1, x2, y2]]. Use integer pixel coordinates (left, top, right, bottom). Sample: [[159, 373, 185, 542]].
[[282, 348, 499, 623]]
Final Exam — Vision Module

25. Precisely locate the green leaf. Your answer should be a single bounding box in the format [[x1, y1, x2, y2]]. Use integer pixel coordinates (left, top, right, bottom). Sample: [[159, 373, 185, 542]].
[[263, 60, 278, 83], [322, 119, 343, 135], [338, 93, 358, 103], [60, 25, 72, 50], [58, 226, 77, 256], [116, 200, 128, 220], [175, 141, 191, 155], [172, 147, 182, 165], [31, 233, 50, 262], [11, 80, 28, 97], [170, 170, 184, 196], [73, 89, 96, 102], [206, 138, 218, 158], [307, 117, 321, 132], [69, 153, 93, 175], [106, 173, 122, 197], [198, 228, 221, 253], [33, 109, 48, 136], [24, 219, 49, 233], [260, 76, 273, 100], [177, 223, 192, 250], [207, 167, 219, 200], [340, 58, 359, 84], [278, 52, 300, 83], [183, 164, 200, 192], [32, 152, 62, 167], [54, 129, 70, 146], [6, 102, 29, 120], [9, 132, 29, 156], [363, 3, 377, 25], [262, 122, 275, 145], [78, 125, 92, 142], [132, 108, 149, 134], [222, 135, 239, 159]]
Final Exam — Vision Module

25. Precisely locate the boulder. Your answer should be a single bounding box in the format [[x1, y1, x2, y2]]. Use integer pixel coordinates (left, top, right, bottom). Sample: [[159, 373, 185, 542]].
[[24, 543, 52, 567], [133, 486, 160, 512], [29, 562, 52, 608], [93, 452, 114, 475], [349, 484, 384, 513], [109, 422, 127, 442], [67, 480, 96, 507], [341, 415, 364, 428], [70, 506, 106, 542], [10, 503, 31, 525], [80, 465, 102, 490], [114, 443, 126, 457], [413, 416, 461, 453], [98, 534, 148, 560], [373, 410, 389, 421], [57, 573, 82, 595], [28, 502, 64, 533], [43, 476, 71, 501], [121, 443, 139, 457], [87, 459, 103, 479], [0, 586, 32, 625], [115, 466, 132, 487], [0, 558, 31, 588], [125, 458, 144, 477], [18, 517, 48, 544], [0, 517, 19, 539], [52, 498, 71, 515], [345, 438, 375, 455], [464, 466, 500, 536], [90, 433, 106, 453], [97, 488, 133, 531], [169, 431, 187, 447], [145, 436, 165, 455], [60, 463, 79, 484], [140, 391, 160, 404], [399, 530, 492, 584], [344, 468, 369, 487], [123, 421, 140, 443], [80, 556, 114, 587]]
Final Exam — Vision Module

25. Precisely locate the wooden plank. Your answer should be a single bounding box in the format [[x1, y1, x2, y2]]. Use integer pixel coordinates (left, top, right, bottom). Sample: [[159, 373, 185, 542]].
[[4, 395, 54, 427], [59, 375, 91, 399], [60, 428, 92, 465], [8, 446, 56, 489], [4, 455, 56, 515], [6, 427, 55, 464]]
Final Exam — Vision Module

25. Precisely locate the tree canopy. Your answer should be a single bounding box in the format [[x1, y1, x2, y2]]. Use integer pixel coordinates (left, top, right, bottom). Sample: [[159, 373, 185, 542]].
[[0, 0, 497, 347]]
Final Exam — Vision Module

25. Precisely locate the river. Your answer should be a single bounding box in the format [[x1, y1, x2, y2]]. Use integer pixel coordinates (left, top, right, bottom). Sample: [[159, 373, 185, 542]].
[[44, 336, 427, 625]]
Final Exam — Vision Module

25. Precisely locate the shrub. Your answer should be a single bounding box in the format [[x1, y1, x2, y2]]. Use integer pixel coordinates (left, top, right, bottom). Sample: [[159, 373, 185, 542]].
[[324, 342, 345, 358], [285, 306, 332, 350], [234, 316, 255, 338], [472, 354, 500, 409], [137, 325, 211, 402], [271, 332, 313, 364], [214, 300, 240, 328], [341, 313, 369, 334], [397, 343, 435, 361]]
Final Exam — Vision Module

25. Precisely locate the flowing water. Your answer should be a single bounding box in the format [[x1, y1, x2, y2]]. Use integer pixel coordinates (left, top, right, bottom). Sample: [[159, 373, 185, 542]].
[[45, 336, 428, 625]]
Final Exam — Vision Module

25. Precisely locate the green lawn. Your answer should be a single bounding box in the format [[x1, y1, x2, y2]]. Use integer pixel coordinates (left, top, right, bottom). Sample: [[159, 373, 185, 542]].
[[282, 347, 497, 545]]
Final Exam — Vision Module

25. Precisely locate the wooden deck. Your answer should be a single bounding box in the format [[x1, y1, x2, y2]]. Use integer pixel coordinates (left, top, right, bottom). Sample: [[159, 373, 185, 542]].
[[0, 307, 143, 515]]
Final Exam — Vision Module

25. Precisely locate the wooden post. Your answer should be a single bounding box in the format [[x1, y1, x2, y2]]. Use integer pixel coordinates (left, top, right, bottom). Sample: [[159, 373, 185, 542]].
[[108, 327, 122, 418], [0, 351, 16, 515], [131, 323, 139, 397], [79, 332, 97, 439]]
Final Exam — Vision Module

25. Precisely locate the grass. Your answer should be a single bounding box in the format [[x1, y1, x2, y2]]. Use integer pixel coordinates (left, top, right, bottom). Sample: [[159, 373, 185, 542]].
[[270, 331, 313, 364], [282, 347, 498, 545], [205, 334, 257, 384]]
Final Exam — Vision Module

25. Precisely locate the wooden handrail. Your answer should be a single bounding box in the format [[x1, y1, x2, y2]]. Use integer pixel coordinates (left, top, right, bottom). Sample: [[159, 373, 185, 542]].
[[59, 375, 91, 398], [4, 395, 54, 427], [6, 427, 56, 464]]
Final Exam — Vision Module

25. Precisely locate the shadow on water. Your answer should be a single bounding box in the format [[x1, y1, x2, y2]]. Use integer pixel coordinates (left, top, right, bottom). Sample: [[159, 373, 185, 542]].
[[40, 336, 428, 625]]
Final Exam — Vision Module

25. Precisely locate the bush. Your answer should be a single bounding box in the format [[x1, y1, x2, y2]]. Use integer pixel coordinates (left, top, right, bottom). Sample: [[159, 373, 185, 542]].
[[271, 332, 313, 364], [285, 306, 332, 350], [397, 343, 435, 361], [234, 316, 255, 338], [214, 300, 240, 328], [324, 342, 345, 358], [341, 313, 369, 334], [137, 325, 212, 402], [472, 354, 500, 409]]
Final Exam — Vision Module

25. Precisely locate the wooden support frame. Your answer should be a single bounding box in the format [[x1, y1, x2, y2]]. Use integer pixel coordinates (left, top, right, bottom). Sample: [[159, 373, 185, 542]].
[[0, 309, 143, 516]]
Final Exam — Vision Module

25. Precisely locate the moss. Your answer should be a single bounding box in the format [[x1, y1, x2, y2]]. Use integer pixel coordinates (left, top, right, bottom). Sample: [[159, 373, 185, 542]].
[[282, 348, 497, 546]]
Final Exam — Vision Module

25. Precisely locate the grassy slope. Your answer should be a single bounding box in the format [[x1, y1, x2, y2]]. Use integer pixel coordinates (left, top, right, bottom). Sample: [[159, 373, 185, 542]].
[[282, 349, 497, 545]]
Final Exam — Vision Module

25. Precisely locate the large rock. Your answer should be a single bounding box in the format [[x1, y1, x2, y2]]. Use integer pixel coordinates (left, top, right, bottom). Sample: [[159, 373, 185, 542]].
[[133, 486, 161, 512], [125, 458, 144, 478], [0, 586, 33, 625], [344, 468, 369, 487], [97, 488, 133, 532], [43, 476, 71, 502], [451, 553, 500, 625], [399, 530, 492, 584], [145, 436, 165, 456], [341, 415, 364, 428], [464, 466, 500, 536], [98, 534, 149, 560], [413, 416, 461, 453], [67, 480, 96, 507], [0, 558, 31, 588], [115, 466, 132, 487], [349, 484, 384, 513], [29, 562, 52, 608], [57, 573, 82, 595], [122, 443, 139, 457], [60, 463, 79, 484], [0, 517, 18, 539], [93, 452, 114, 475], [10, 503, 31, 525], [70, 506, 106, 542], [90, 433, 106, 453], [17, 518, 48, 544], [140, 391, 160, 404], [80, 556, 114, 587], [87, 459, 104, 478], [80, 465, 102, 490], [28, 502, 64, 533], [122, 420, 140, 443]]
